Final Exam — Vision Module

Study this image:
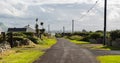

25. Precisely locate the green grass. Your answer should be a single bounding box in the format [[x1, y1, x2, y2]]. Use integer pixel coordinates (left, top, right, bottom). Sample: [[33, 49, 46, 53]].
[[39, 38, 57, 49], [0, 48, 44, 63], [91, 45, 111, 50], [98, 55, 120, 63], [91, 45, 120, 50], [70, 40, 90, 44], [69, 39, 120, 50], [0, 38, 56, 63]]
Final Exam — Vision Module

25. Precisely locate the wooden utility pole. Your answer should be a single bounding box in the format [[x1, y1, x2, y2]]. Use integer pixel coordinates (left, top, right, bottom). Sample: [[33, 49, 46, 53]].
[[63, 26, 65, 36], [103, 0, 107, 45], [48, 24, 50, 33], [63, 26, 65, 33], [72, 20, 74, 33]]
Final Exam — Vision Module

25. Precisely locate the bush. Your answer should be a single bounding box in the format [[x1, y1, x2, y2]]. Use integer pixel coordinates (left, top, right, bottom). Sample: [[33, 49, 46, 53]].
[[81, 36, 90, 41], [55, 33, 62, 38], [110, 30, 120, 40], [23, 32, 34, 37], [13, 36, 26, 41], [28, 36, 41, 44], [89, 32, 103, 39], [13, 32, 26, 37], [69, 35, 83, 41], [72, 32, 89, 37]]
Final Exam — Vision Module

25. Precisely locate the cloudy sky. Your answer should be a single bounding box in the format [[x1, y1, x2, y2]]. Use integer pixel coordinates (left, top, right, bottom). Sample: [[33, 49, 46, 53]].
[[0, 0, 120, 32]]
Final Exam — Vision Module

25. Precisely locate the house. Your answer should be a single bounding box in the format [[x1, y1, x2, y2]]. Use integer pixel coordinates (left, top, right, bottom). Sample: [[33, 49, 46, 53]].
[[8, 25, 35, 33], [8, 28, 27, 32], [24, 25, 35, 32]]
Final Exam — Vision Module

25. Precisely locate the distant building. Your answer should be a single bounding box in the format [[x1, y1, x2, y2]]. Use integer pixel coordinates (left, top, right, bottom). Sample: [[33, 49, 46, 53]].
[[8, 25, 35, 33], [24, 25, 35, 32], [8, 28, 27, 32]]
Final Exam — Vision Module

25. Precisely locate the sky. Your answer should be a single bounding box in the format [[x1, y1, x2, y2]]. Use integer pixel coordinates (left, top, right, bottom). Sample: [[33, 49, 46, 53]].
[[0, 0, 120, 32]]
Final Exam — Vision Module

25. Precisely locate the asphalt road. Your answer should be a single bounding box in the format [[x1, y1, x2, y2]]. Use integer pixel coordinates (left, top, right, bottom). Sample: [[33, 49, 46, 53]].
[[33, 38, 99, 63]]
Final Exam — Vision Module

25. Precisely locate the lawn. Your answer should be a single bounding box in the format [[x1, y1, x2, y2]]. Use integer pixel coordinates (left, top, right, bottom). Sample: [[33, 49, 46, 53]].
[[70, 40, 90, 44], [0, 38, 56, 63], [98, 55, 120, 63]]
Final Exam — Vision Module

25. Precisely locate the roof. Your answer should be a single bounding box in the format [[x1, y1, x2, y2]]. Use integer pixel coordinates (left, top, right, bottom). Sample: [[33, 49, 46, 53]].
[[8, 28, 27, 32], [24, 25, 35, 32]]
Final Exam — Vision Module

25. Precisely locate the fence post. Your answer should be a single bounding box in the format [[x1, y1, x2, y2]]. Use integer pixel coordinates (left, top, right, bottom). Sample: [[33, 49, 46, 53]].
[[1, 32, 6, 41], [9, 32, 14, 48]]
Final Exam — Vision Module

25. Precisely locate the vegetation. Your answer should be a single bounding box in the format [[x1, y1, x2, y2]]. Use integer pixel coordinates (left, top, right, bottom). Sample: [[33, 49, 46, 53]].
[[68, 35, 83, 41], [28, 36, 41, 44], [91, 45, 120, 50], [0, 48, 44, 63], [98, 55, 120, 63], [89, 32, 103, 39], [110, 30, 120, 40], [70, 40, 90, 44], [0, 30, 56, 63], [0, 37, 56, 63]]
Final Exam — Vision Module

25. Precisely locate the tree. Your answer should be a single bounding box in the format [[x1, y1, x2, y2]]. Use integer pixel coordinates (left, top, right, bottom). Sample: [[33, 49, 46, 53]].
[[110, 30, 120, 40], [40, 22, 43, 26], [35, 18, 39, 37], [40, 22, 44, 39]]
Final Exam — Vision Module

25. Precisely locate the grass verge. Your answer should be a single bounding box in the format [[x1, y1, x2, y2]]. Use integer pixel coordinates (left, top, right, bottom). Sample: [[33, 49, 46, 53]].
[[98, 55, 120, 63], [0, 38, 56, 63], [90, 45, 120, 50], [0, 48, 44, 63], [69, 40, 90, 44], [69, 39, 120, 50]]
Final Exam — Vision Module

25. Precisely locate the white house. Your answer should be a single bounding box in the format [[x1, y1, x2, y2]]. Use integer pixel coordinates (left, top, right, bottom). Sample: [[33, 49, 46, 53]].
[[8, 25, 35, 33]]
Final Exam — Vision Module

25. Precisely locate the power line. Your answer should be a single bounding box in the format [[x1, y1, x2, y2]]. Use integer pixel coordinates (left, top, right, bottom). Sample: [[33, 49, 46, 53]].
[[75, 0, 99, 21]]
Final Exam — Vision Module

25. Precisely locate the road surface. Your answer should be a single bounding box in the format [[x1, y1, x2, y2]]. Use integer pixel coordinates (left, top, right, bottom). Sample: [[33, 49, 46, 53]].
[[33, 38, 99, 63]]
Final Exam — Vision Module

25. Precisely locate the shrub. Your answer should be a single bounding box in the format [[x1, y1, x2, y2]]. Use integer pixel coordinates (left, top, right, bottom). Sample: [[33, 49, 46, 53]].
[[81, 36, 90, 41], [13, 32, 26, 37], [28, 36, 41, 44], [72, 32, 89, 37], [13, 36, 26, 41], [89, 32, 103, 39], [110, 30, 120, 40], [55, 33, 62, 38], [23, 32, 34, 37], [69, 35, 83, 41]]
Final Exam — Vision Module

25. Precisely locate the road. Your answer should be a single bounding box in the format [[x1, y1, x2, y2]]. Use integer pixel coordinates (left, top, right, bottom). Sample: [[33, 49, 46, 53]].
[[33, 38, 99, 63]]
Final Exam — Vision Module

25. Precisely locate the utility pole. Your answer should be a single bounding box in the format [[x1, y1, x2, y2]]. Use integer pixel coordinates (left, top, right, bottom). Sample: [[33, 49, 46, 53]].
[[103, 0, 107, 45], [63, 26, 65, 33], [48, 24, 50, 33], [72, 20, 74, 33], [63, 26, 65, 36]]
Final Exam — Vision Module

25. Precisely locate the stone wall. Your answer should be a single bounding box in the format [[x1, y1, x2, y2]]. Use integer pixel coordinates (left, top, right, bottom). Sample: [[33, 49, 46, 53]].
[[0, 41, 11, 53]]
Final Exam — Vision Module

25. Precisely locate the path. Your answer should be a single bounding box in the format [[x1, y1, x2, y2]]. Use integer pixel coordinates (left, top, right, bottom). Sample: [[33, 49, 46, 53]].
[[33, 38, 98, 63]]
